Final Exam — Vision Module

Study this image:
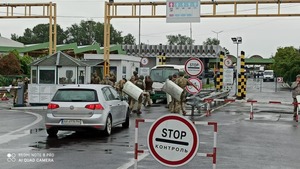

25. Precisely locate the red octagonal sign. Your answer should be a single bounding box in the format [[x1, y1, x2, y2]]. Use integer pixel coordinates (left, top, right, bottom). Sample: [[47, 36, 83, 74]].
[[147, 114, 199, 167]]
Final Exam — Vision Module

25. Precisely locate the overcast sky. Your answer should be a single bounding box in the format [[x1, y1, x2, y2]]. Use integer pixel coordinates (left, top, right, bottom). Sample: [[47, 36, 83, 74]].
[[0, 0, 300, 58]]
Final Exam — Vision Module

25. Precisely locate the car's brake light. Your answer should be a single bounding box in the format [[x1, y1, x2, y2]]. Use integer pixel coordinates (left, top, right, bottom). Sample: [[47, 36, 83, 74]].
[[47, 103, 59, 109], [85, 103, 104, 110]]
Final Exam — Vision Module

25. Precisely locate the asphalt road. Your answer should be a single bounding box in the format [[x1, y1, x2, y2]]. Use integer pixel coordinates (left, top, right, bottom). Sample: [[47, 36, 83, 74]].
[[0, 79, 299, 169]]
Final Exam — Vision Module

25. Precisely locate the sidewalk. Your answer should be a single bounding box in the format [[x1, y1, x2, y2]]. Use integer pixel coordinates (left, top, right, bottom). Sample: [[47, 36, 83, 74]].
[[0, 97, 47, 110]]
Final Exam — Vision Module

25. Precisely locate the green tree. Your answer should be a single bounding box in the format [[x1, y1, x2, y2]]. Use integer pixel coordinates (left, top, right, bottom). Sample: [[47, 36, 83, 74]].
[[203, 38, 219, 45], [123, 33, 136, 45], [273, 46, 300, 84], [166, 34, 194, 45], [11, 24, 66, 44], [65, 20, 123, 46]]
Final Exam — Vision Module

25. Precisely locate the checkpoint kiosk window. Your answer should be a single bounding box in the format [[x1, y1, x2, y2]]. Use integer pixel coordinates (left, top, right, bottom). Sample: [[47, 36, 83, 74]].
[[39, 70, 55, 84]]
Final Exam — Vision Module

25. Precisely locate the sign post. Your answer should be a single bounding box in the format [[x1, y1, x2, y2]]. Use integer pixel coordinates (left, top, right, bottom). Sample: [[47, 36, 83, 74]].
[[184, 57, 204, 77], [186, 77, 202, 94], [147, 114, 199, 167]]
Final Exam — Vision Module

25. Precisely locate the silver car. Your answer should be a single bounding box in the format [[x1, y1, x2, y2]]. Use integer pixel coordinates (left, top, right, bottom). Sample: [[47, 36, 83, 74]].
[[45, 84, 130, 137]]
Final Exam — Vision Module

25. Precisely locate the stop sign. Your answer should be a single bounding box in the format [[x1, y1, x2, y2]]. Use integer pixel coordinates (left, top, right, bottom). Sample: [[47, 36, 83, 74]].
[[147, 114, 199, 167]]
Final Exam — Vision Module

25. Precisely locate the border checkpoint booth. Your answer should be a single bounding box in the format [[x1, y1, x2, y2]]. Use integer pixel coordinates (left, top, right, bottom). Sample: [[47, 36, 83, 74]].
[[28, 51, 90, 106]]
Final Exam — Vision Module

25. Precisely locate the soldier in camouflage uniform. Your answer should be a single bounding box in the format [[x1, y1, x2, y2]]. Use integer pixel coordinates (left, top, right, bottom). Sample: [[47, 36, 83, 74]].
[[109, 71, 116, 86], [291, 74, 300, 119], [101, 74, 114, 86], [130, 75, 145, 115], [130, 71, 139, 83], [128, 71, 139, 107], [91, 71, 101, 84], [174, 71, 189, 115], [115, 76, 127, 96], [143, 75, 153, 107], [169, 74, 177, 112]]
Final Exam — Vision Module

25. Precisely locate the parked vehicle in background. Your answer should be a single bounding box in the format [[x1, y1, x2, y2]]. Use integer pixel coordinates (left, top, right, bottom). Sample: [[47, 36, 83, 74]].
[[263, 70, 275, 82], [149, 65, 185, 103], [45, 84, 130, 137]]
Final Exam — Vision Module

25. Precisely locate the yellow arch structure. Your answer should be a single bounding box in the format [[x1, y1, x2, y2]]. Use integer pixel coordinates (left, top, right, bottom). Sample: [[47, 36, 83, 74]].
[[0, 2, 57, 55], [104, 0, 300, 75]]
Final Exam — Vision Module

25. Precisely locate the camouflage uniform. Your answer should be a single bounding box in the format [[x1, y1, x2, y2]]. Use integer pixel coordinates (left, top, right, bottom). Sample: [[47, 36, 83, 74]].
[[91, 72, 101, 84], [174, 72, 189, 115], [11, 79, 18, 104], [128, 71, 139, 107], [169, 74, 177, 112], [23, 77, 29, 102], [115, 78, 127, 96], [130, 75, 145, 114], [109, 71, 116, 86], [143, 76, 153, 107], [101, 75, 114, 86], [130, 71, 139, 83], [291, 74, 300, 118]]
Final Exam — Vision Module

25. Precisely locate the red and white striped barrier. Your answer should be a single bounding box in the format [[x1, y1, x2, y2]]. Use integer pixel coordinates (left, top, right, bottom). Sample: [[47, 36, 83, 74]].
[[0, 85, 20, 101], [195, 121, 218, 169], [202, 98, 299, 122], [0, 85, 19, 92], [134, 118, 218, 169]]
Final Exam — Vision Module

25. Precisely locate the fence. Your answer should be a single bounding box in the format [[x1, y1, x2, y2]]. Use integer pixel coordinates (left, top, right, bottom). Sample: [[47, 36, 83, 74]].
[[202, 98, 299, 122]]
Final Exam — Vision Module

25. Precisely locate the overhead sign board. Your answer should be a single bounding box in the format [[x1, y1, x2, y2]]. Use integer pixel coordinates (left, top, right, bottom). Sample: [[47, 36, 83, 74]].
[[186, 77, 202, 94], [147, 114, 199, 167], [166, 0, 200, 23], [184, 58, 204, 77]]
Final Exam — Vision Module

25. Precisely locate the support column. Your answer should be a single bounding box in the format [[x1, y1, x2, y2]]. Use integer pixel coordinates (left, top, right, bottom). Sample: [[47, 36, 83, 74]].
[[216, 52, 224, 91], [237, 51, 246, 99]]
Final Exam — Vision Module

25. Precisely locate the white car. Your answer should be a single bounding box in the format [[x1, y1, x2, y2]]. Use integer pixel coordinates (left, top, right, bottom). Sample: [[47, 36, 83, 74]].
[[45, 84, 130, 137]]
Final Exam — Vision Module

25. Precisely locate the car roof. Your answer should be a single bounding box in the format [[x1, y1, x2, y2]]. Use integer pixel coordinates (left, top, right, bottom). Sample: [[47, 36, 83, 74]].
[[58, 84, 112, 90]]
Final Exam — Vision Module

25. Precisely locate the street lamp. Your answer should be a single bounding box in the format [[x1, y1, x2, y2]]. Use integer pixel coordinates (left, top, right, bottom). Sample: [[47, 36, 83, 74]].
[[212, 30, 223, 73], [231, 37, 242, 95], [212, 30, 223, 45]]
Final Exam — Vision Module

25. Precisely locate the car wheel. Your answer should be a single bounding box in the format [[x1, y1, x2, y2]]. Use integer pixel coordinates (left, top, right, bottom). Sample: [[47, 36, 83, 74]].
[[103, 115, 112, 136], [122, 109, 130, 128], [47, 128, 58, 137]]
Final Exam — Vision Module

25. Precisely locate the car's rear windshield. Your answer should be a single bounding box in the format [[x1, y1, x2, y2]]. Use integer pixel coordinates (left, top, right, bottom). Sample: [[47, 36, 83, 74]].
[[52, 89, 98, 102]]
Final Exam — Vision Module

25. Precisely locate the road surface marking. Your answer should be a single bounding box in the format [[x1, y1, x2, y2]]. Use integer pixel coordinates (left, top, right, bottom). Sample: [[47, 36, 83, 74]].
[[0, 111, 43, 145], [117, 151, 149, 169]]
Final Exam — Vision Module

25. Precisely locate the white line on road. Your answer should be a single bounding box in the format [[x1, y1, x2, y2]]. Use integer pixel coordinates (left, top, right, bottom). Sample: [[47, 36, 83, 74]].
[[117, 152, 149, 169], [0, 111, 43, 145]]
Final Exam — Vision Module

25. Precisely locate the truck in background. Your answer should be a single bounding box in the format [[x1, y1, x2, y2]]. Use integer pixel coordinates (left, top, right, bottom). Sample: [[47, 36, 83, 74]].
[[149, 65, 184, 103], [263, 70, 275, 82]]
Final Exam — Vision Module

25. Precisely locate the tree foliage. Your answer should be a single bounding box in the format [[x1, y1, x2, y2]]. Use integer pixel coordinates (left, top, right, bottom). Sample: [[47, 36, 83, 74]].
[[166, 34, 194, 45], [203, 38, 220, 45], [11, 24, 66, 44], [10, 20, 124, 46], [123, 33, 136, 45], [60, 20, 123, 46], [0, 52, 22, 75], [273, 46, 300, 84]]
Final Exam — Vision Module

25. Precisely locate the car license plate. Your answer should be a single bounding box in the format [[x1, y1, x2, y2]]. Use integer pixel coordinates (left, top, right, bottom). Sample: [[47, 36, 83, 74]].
[[61, 119, 82, 125]]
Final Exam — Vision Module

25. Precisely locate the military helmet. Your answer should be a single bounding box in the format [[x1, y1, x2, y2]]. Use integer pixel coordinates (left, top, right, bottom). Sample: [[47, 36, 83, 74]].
[[178, 71, 185, 76], [139, 75, 144, 80]]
